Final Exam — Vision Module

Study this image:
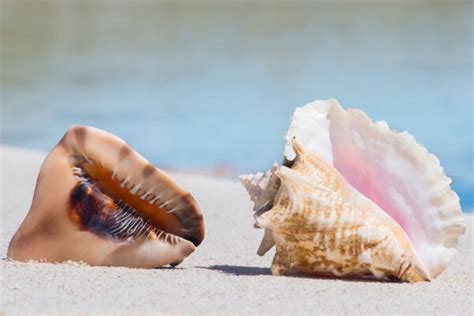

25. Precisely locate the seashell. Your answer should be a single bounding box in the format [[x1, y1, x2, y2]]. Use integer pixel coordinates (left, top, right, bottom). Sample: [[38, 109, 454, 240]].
[[240, 100, 465, 282], [8, 126, 205, 268]]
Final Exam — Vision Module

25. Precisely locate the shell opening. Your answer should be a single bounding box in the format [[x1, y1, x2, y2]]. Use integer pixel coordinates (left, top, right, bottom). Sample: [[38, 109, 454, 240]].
[[71, 167, 182, 244], [72, 160, 183, 236]]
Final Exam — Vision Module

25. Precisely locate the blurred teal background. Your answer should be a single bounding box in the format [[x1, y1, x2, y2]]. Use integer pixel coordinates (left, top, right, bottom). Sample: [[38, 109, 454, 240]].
[[1, 1, 472, 210]]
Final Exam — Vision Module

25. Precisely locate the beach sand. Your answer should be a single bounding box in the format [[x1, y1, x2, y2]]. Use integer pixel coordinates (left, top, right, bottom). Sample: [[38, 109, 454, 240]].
[[1, 146, 472, 315]]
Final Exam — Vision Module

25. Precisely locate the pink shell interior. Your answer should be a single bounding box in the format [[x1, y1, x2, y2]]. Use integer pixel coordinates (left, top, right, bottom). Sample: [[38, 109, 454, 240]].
[[331, 130, 419, 242], [284, 100, 464, 277]]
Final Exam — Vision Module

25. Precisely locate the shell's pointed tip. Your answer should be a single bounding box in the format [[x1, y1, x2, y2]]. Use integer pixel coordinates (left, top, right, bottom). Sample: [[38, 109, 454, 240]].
[[240, 173, 254, 179], [238, 174, 252, 186], [273, 168, 282, 180], [169, 259, 184, 268], [256, 247, 269, 256], [410, 269, 432, 283], [419, 267, 432, 282], [291, 138, 304, 156], [398, 257, 432, 282], [273, 165, 292, 183]]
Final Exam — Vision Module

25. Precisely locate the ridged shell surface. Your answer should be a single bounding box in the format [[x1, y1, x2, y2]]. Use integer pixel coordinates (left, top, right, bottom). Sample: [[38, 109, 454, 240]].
[[240, 100, 465, 282]]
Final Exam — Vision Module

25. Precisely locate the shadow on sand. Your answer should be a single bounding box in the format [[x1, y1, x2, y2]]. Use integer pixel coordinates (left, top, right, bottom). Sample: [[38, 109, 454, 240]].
[[199, 265, 272, 276], [199, 264, 398, 283]]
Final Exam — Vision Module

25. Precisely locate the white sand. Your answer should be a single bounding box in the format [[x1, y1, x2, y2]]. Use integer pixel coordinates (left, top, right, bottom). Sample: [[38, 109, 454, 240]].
[[1, 145, 472, 315]]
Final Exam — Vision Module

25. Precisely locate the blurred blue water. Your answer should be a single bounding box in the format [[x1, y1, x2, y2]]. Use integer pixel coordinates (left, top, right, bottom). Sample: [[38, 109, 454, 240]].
[[1, 2, 472, 210]]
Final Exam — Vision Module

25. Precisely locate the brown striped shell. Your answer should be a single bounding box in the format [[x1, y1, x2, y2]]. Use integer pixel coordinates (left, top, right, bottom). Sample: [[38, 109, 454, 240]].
[[8, 126, 205, 268]]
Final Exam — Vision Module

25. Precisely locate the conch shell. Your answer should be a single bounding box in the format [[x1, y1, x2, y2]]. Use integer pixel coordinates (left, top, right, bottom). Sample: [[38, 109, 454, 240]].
[[8, 126, 205, 268], [241, 100, 465, 282]]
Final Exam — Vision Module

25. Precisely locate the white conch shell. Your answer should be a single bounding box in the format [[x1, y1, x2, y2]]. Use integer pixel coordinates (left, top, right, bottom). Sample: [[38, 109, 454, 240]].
[[240, 99, 465, 282]]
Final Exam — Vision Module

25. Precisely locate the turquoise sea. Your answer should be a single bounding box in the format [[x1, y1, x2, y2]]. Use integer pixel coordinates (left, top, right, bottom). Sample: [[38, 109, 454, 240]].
[[1, 2, 472, 210]]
